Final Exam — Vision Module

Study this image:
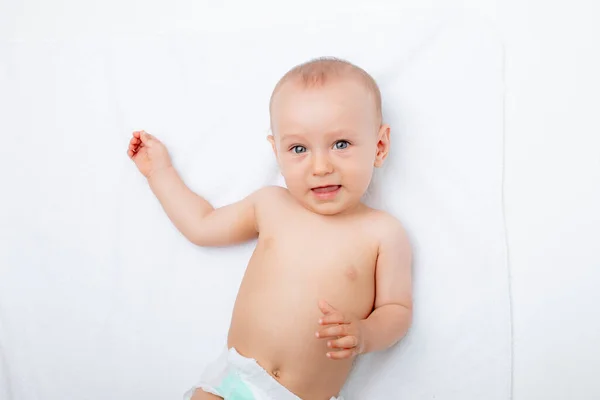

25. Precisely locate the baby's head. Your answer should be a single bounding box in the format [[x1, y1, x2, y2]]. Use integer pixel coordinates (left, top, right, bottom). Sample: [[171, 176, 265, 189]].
[[268, 57, 390, 216]]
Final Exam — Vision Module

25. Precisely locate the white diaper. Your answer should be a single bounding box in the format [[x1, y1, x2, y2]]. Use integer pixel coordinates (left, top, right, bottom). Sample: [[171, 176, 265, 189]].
[[183, 347, 343, 400]]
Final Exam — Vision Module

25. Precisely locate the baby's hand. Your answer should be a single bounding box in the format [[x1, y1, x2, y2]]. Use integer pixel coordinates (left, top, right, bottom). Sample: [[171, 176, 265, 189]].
[[315, 300, 365, 360], [127, 130, 172, 178]]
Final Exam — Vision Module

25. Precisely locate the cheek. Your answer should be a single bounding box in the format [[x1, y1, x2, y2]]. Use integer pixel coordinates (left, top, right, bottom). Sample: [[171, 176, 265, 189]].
[[346, 168, 373, 191], [341, 150, 374, 183], [280, 157, 301, 175], [279, 159, 307, 189]]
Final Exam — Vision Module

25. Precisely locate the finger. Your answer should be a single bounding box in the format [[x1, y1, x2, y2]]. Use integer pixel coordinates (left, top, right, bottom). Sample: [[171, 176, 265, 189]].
[[327, 336, 358, 350], [316, 324, 347, 339], [318, 312, 346, 325], [318, 299, 337, 315], [326, 349, 355, 360], [133, 131, 141, 139], [139, 131, 153, 145]]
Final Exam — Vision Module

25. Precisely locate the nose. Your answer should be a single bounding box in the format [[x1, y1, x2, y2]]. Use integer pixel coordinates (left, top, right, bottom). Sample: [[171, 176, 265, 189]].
[[312, 151, 333, 176]]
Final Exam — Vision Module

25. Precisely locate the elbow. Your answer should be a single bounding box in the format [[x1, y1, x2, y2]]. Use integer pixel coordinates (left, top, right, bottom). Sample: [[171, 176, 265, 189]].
[[396, 303, 413, 339], [186, 229, 212, 247], [188, 236, 207, 247]]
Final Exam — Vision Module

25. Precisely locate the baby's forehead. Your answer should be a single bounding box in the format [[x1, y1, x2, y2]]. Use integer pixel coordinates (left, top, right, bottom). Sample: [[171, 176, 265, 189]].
[[272, 88, 376, 140], [271, 77, 376, 120]]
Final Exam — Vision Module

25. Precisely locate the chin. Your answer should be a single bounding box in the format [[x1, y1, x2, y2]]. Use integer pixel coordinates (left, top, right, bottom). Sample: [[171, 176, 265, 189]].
[[310, 205, 342, 216], [306, 199, 356, 216]]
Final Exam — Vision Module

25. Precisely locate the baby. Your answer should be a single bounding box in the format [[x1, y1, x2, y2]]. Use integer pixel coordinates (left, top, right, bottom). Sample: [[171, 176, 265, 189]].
[[127, 57, 413, 400]]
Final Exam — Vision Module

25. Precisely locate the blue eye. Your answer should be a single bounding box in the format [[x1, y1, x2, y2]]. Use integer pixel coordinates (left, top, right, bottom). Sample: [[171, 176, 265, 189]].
[[334, 140, 350, 150], [291, 145, 307, 154]]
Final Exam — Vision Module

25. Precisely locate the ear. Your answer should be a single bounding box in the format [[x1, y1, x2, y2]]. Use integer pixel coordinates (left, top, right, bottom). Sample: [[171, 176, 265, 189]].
[[267, 134, 278, 159], [374, 124, 391, 168]]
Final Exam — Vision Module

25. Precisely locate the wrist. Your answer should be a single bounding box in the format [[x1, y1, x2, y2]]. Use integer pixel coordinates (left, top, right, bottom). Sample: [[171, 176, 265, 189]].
[[147, 164, 175, 183]]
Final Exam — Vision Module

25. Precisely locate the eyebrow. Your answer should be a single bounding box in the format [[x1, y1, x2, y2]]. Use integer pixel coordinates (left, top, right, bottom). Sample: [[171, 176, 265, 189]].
[[280, 130, 355, 142], [279, 133, 304, 142]]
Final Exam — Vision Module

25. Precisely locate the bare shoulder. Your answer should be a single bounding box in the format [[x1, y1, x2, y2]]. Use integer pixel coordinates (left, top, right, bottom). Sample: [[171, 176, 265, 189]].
[[251, 185, 289, 205], [364, 208, 411, 251], [250, 185, 292, 231]]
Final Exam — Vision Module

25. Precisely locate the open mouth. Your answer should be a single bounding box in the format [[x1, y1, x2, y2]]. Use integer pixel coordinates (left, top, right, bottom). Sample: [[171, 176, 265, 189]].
[[311, 185, 341, 199], [311, 185, 341, 193]]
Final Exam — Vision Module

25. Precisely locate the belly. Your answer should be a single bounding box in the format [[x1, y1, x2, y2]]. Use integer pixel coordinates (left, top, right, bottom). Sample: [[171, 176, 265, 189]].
[[227, 246, 375, 399]]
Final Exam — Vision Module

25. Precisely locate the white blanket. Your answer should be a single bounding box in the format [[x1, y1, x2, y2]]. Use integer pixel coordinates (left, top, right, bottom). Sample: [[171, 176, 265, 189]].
[[0, 7, 510, 400]]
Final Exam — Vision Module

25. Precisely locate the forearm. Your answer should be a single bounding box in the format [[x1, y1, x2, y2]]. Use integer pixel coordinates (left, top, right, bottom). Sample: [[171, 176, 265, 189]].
[[147, 166, 213, 241], [361, 304, 412, 354]]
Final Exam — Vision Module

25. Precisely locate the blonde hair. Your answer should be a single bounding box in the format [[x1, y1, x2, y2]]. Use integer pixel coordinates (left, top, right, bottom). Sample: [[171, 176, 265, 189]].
[[269, 57, 382, 127]]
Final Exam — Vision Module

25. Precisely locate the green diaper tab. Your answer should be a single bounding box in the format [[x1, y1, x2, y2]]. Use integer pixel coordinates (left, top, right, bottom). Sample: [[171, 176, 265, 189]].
[[216, 370, 255, 400]]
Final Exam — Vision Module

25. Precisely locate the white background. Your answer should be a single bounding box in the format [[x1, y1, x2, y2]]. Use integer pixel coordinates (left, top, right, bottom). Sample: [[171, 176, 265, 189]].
[[1, 0, 599, 399], [476, 1, 600, 398]]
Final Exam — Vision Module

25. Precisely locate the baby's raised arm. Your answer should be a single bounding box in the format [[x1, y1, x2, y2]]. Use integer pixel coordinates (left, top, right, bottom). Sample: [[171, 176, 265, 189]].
[[128, 130, 261, 247], [148, 167, 262, 246]]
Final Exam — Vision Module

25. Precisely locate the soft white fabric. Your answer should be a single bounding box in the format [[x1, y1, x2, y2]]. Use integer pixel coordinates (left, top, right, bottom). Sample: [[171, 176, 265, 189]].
[[0, 7, 510, 400]]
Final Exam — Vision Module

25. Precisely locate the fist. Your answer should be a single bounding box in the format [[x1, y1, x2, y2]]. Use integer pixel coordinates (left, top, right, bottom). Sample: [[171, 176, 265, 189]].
[[127, 130, 172, 178]]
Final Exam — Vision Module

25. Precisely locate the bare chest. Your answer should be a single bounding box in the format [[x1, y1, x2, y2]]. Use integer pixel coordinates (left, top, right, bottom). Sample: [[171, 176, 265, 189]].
[[247, 224, 378, 317], [264, 230, 374, 272]]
